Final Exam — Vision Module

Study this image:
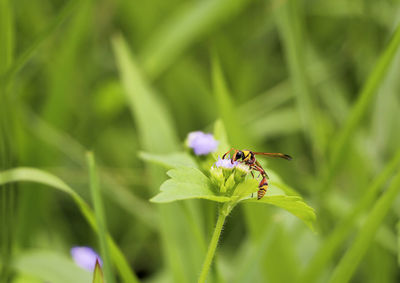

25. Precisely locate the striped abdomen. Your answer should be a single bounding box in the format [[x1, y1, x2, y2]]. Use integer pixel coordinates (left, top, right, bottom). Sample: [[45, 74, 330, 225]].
[[257, 177, 268, 200]]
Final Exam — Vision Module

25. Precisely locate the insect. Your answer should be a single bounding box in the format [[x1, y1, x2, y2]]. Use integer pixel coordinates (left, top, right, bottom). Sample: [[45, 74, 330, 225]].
[[222, 149, 292, 200]]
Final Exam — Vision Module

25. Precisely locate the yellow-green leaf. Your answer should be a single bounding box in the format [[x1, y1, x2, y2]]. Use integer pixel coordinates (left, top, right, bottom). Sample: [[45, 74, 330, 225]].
[[92, 260, 104, 283], [244, 195, 316, 230]]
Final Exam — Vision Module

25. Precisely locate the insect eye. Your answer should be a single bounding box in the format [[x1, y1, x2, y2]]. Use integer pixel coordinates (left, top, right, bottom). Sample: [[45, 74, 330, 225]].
[[236, 151, 243, 159]]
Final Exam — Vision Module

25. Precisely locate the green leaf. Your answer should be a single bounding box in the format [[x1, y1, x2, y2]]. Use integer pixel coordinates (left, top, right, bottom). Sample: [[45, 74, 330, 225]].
[[166, 167, 208, 184], [92, 260, 104, 283], [139, 151, 198, 169], [269, 181, 300, 197], [12, 250, 91, 283], [244, 195, 316, 230], [112, 34, 179, 154], [151, 167, 230, 203], [232, 178, 259, 198]]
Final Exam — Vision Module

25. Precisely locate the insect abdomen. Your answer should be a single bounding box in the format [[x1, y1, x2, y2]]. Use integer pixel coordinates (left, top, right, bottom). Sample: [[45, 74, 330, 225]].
[[257, 177, 268, 200]]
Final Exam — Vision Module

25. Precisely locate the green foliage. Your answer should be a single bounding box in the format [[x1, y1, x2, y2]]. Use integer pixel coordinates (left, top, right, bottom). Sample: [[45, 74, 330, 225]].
[[276, 0, 323, 157], [139, 152, 197, 169], [113, 32, 202, 283], [2, 0, 400, 282], [329, 171, 400, 283], [150, 167, 231, 203], [0, 0, 80, 87], [327, 23, 400, 188], [244, 196, 316, 230], [0, 168, 138, 283], [149, 154, 315, 229], [112, 34, 179, 153], [146, 119, 315, 281], [398, 221, 400, 267], [212, 53, 244, 147], [300, 147, 400, 283], [140, 0, 251, 78]]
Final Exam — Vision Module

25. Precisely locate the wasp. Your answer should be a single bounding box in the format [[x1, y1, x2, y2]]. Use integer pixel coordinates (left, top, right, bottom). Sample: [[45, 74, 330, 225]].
[[222, 149, 292, 200]]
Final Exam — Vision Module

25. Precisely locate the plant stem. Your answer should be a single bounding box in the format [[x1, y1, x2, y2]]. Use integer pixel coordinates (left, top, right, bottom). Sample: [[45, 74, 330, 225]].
[[198, 205, 229, 283], [87, 152, 115, 283]]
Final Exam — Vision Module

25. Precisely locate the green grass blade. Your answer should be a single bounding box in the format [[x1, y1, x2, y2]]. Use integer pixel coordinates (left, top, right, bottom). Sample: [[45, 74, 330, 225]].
[[41, 0, 92, 128], [0, 0, 13, 75], [0, 168, 139, 283], [112, 34, 179, 153], [113, 34, 214, 282], [0, 0, 14, 280], [87, 152, 115, 283], [113, 34, 194, 282], [397, 221, 400, 266], [239, 82, 293, 126], [22, 108, 158, 230], [327, 23, 400, 185], [276, 0, 322, 157], [247, 107, 301, 140], [300, 147, 400, 283], [211, 53, 244, 147], [140, 0, 251, 78], [328, 170, 400, 283], [0, 0, 80, 86]]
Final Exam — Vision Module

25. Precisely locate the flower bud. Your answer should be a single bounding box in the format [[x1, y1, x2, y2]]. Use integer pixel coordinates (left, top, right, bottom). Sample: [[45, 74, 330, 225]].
[[224, 173, 236, 192], [210, 166, 224, 187], [234, 163, 250, 183]]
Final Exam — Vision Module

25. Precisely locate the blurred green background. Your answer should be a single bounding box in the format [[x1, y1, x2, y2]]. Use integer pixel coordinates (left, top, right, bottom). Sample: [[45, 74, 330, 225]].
[[1, 0, 400, 282]]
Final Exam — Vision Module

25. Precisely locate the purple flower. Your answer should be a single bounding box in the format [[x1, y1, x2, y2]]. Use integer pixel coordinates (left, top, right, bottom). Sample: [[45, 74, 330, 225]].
[[214, 157, 238, 169], [71, 246, 102, 271], [187, 131, 218, 155]]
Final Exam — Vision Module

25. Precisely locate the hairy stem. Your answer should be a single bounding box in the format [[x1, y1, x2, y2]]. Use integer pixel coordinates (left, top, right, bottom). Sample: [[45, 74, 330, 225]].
[[198, 204, 230, 283]]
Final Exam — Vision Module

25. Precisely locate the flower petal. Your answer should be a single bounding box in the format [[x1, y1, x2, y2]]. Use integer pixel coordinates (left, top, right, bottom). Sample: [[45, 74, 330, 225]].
[[187, 131, 219, 155], [71, 246, 102, 271]]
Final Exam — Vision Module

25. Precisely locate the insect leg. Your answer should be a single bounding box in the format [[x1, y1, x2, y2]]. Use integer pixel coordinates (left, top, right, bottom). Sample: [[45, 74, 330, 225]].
[[255, 161, 269, 179], [222, 148, 236, 159]]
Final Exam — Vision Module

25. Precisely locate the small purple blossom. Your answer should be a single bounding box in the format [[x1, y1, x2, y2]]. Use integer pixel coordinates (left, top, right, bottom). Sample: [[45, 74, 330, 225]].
[[187, 131, 218, 155], [214, 157, 238, 169], [71, 246, 102, 271]]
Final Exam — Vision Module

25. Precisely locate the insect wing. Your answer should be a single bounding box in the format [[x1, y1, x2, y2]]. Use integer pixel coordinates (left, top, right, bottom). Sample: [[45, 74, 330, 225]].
[[253, 152, 292, 160]]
